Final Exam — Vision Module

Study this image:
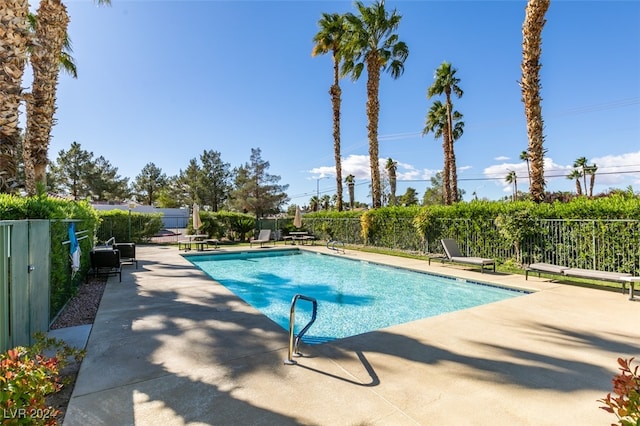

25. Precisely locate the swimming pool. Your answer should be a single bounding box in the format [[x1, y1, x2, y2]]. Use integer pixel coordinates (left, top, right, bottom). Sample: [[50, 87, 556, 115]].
[[187, 249, 527, 343]]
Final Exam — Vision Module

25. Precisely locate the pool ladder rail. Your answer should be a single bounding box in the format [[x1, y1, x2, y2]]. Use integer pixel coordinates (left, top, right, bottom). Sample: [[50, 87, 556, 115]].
[[284, 294, 318, 365], [326, 240, 345, 254]]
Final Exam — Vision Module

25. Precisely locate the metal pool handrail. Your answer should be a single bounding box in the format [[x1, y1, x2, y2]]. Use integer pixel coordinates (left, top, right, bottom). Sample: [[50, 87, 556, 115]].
[[326, 239, 345, 254], [284, 294, 318, 365]]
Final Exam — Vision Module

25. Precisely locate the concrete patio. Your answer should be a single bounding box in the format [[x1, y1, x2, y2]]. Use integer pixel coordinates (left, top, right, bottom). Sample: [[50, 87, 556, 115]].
[[62, 244, 639, 425]]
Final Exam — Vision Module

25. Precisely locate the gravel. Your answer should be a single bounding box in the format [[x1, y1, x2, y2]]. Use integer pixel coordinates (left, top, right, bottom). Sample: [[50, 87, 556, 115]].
[[50, 277, 107, 330]]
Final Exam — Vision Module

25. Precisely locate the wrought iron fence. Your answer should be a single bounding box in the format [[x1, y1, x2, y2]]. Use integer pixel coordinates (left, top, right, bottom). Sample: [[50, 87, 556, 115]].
[[108, 214, 639, 273], [293, 217, 640, 273]]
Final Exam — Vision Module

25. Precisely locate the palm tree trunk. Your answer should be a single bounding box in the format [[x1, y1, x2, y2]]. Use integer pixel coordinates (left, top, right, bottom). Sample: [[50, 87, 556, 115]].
[[0, 0, 30, 192], [390, 174, 396, 206], [575, 179, 582, 196], [520, 0, 550, 203], [441, 127, 451, 205], [366, 56, 382, 208], [24, 0, 69, 195], [348, 182, 355, 209], [331, 62, 343, 211], [445, 95, 458, 204]]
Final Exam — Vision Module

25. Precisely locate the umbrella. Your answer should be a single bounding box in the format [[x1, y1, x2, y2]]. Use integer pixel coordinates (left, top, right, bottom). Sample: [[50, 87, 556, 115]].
[[293, 206, 302, 228], [192, 203, 202, 232]]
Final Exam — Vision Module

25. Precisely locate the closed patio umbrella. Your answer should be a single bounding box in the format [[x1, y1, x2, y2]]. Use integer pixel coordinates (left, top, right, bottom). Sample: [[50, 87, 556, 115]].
[[293, 206, 302, 228], [192, 203, 202, 232]]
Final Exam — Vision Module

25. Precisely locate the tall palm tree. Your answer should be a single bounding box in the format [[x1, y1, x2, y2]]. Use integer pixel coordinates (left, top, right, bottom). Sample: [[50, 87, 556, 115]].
[[573, 156, 589, 196], [23, 0, 110, 195], [0, 0, 30, 193], [423, 100, 464, 205], [342, 0, 408, 208], [520, 150, 532, 190], [567, 169, 583, 196], [345, 174, 355, 210], [423, 101, 450, 203], [385, 158, 397, 206], [505, 170, 518, 201], [24, 1, 70, 195], [587, 163, 597, 197], [427, 62, 463, 205], [312, 12, 346, 212], [520, 0, 550, 203]]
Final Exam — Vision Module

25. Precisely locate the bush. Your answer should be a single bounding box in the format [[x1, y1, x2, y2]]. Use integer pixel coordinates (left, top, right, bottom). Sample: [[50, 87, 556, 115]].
[[95, 210, 163, 244], [0, 195, 100, 319], [0, 333, 84, 426], [599, 357, 640, 425]]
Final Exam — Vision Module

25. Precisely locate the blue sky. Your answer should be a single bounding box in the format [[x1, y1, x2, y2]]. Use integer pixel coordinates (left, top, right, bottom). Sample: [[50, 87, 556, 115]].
[[36, 0, 640, 206]]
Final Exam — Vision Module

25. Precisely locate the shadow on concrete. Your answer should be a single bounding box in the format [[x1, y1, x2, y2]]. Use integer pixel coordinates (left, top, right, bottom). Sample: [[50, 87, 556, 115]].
[[66, 256, 305, 425], [308, 318, 640, 394]]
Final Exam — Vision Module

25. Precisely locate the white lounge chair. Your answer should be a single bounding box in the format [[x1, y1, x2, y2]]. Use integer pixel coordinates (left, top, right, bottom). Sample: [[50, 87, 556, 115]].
[[250, 229, 274, 247], [525, 262, 634, 296], [525, 262, 569, 280], [440, 238, 496, 273]]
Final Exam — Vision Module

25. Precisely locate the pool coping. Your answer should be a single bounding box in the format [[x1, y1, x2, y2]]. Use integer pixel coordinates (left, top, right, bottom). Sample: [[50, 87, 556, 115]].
[[63, 244, 640, 425]]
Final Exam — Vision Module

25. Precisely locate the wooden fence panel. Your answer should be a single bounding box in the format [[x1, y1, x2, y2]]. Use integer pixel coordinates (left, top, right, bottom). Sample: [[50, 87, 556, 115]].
[[0, 224, 9, 351], [9, 222, 30, 348], [0, 220, 51, 352], [28, 220, 50, 339]]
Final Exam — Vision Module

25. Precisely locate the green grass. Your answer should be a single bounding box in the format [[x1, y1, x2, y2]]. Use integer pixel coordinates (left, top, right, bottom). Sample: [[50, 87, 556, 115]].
[[341, 244, 626, 293]]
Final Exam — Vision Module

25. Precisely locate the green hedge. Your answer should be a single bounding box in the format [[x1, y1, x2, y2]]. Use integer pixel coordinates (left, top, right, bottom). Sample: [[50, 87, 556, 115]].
[[0, 194, 100, 318], [302, 195, 640, 272], [95, 210, 163, 244]]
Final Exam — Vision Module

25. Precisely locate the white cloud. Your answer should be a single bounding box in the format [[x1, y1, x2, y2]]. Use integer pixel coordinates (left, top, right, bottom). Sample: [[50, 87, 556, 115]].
[[483, 157, 570, 193], [309, 154, 371, 181], [589, 151, 640, 186], [482, 151, 640, 195], [311, 155, 439, 183], [494, 156, 510, 161]]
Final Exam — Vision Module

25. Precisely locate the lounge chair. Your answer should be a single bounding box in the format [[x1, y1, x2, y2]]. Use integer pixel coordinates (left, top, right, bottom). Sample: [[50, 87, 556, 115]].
[[440, 238, 496, 273], [563, 268, 632, 283], [525, 262, 634, 296], [250, 229, 274, 247], [525, 263, 569, 280]]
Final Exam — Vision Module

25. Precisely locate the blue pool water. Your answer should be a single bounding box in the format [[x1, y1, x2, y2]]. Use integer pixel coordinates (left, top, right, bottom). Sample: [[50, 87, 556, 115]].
[[187, 250, 527, 343]]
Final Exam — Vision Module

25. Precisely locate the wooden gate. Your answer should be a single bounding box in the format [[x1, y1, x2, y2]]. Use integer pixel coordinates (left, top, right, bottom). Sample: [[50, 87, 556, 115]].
[[0, 220, 50, 352]]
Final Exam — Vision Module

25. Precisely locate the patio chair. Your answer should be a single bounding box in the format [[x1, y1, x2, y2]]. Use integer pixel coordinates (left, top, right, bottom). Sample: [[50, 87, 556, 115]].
[[113, 242, 138, 268], [89, 248, 122, 282], [250, 229, 274, 247], [440, 238, 496, 273]]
